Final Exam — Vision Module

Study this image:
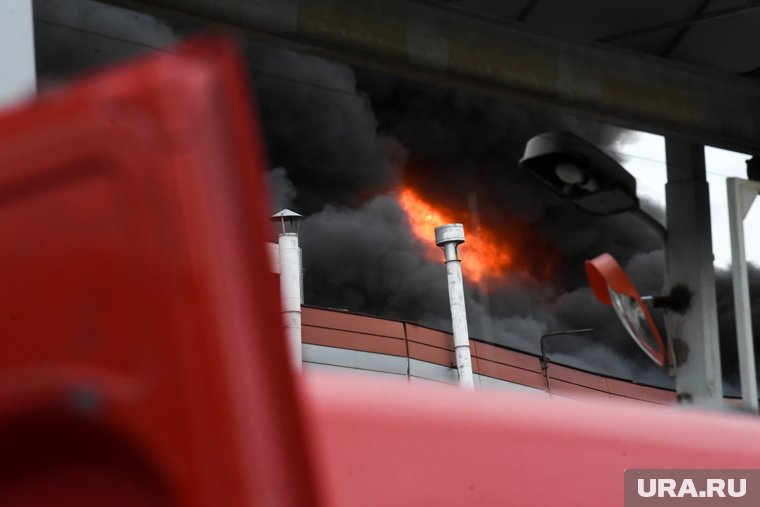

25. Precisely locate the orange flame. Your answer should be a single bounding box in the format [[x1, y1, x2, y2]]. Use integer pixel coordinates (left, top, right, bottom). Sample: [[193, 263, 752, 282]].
[[398, 187, 513, 285]]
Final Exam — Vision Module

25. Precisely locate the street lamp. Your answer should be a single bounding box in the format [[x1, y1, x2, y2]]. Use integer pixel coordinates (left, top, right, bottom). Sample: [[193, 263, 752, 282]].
[[520, 131, 637, 216], [539, 328, 594, 393], [520, 131, 666, 241], [520, 132, 670, 368], [519, 131, 734, 409]]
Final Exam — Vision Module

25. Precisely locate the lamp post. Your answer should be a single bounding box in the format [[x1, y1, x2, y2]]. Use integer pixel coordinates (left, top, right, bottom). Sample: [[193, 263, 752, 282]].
[[270, 209, 304, 370], [520, 131, 726, 408], [539, 328, 594, 393]]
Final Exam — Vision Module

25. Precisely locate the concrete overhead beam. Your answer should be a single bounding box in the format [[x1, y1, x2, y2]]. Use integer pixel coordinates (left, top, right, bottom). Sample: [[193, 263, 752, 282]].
[[97, 0, 760, 153]]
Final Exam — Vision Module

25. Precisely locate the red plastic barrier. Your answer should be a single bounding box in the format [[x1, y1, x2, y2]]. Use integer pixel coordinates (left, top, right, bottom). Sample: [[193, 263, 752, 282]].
[[305, 374, 760, 507], [0, 37, 320, 506]]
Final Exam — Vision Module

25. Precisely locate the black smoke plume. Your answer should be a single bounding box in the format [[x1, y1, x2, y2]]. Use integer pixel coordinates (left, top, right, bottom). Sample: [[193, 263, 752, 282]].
[[32, 0, 758, 391], [251, 42, 760, 390], [248, 42, 675, 384]]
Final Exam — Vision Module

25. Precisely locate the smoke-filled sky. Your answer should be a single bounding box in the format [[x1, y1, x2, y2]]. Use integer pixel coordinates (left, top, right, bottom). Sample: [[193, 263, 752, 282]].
[[250, 42, 676, 385], [33, 0, 760, 392], [249, 41, 760, 391]]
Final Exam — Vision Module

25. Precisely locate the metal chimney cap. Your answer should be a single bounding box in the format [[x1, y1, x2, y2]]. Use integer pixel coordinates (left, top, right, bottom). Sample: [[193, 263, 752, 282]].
[[435, 223, 465, 246], [270, 209, 303, 220]]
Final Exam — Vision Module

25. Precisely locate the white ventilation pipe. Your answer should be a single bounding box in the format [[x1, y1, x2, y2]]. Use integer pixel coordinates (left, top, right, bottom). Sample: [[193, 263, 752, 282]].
[[271, 209, 304, 370], [435, 224, 475, 390]]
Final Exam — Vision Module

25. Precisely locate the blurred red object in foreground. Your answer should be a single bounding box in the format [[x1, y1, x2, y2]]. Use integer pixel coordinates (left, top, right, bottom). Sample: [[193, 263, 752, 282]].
[[304, 373, 760, 507], [0, 36, 320, 507]]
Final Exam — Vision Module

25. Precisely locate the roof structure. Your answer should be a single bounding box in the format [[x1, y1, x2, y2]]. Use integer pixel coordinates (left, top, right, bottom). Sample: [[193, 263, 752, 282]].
[[300, 305, 752, 406], [446, 0, 760, 76], [86, 0, 760, 153]]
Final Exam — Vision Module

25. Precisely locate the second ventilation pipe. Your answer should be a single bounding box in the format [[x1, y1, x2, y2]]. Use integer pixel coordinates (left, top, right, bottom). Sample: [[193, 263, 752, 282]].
[[435, 224, 475, 390]]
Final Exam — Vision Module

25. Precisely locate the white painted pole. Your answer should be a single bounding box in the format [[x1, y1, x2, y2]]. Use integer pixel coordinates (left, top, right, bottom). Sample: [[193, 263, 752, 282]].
[[727, 177, 760, 413], [1, 0, 36, 109], [278, 233, 302, 370], [435, 224, 475, 390], [271, 209, 304, 370]]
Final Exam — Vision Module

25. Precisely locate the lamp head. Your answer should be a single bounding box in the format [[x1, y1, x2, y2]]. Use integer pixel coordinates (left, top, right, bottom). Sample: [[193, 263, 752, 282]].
[[519, 131, 638, 216]]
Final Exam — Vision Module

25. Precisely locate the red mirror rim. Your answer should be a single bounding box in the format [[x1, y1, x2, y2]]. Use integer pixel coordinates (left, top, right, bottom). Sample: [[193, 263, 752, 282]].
[[585, 253, 666, 367]]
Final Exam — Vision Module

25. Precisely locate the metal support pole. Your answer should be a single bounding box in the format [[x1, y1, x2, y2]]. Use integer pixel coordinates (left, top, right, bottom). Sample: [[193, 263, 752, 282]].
[[278, 233, 303, 370], [727, 177, 760, 413], [664, 138, 723, 406], [0, 0, 36, 109], [435, 224, 475, 390]]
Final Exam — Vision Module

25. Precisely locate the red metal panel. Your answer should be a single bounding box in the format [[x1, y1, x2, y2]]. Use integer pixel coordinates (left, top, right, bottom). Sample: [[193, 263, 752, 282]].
[[472, 341, 542, 373], [469, 340, 480, 374], [548, 379, 611, 400], [477, 359, 546, 390], [608, 394, 657, 405], [405, 323, 454, 349], [306, 374, 760, 507], [408, 342, 456, 367], [606, 377, 676, 404], [545, 363, 609, 392], [302, 306, 406, 339], [0, 37, 320, 506], [406, 341, 480, 375], [303, 325, 407, 356]]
